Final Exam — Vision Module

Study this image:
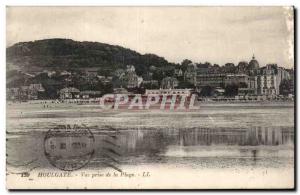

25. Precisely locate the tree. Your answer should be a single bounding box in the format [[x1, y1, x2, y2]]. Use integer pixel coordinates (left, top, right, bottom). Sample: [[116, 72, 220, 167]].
[[97, 68, 112, 77], [43, 85, 60, 99], [164, 68, 175, 77], [181, 59, 192, 72], [239, 82, 248, 88], [152, 69, 164, 82], [101, 82, 113, 95], [224, 84, 239, 97], [177, 81, 194, 89], [279, 79, 292, 96], [181, 59, 192, 66], [200, 86, 213, 97], [224, 63, 236, 73], [142, 82, 159, 89]]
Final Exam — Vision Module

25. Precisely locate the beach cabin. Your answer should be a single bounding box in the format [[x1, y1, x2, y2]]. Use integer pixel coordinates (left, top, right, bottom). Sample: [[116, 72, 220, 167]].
[[59, 87, 80, 99], [80, 90, 102, 99]]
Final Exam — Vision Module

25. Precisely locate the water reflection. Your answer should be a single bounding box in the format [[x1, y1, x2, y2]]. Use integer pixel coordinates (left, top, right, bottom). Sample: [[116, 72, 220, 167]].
[[7, 126, 294, 170], [178, 126, 294, 146], [100, 126, 294, 153], [89, 126, 294, 167], [6, 103, 295, 172]]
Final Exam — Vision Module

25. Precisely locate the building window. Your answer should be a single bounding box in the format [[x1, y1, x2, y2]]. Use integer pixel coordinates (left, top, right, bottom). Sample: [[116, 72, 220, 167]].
[[60, 143, 66, 150]]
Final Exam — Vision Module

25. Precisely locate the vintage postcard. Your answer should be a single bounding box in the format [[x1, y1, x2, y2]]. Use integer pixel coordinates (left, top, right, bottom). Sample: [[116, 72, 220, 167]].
[[6, 6, 294, 189]]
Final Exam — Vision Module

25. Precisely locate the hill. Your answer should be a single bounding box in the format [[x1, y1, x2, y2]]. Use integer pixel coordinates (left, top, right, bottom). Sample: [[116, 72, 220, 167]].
[[6, 38, 176, 75]]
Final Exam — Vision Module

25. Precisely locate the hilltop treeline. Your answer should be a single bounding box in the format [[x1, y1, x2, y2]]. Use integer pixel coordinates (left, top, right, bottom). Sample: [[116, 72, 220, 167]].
[[7, 38, 176, 76]]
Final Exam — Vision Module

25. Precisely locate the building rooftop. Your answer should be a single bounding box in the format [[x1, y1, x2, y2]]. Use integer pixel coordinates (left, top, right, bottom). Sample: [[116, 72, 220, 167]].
[[60, 87, 80, 93]]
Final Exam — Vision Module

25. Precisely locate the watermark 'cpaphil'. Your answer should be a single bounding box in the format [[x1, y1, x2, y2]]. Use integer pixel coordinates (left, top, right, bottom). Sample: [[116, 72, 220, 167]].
[[99, 94, 200, 111]]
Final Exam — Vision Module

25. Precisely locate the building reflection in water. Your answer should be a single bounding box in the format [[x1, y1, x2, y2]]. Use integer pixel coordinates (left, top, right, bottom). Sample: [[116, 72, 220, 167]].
[[6, 126, 294, 169], [95, 126, 294, 160], [178, 126, 294, 146]]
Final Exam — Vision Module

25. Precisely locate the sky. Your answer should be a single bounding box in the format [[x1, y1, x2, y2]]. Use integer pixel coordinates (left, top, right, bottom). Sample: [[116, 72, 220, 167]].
[[6, 6, 294, 68]]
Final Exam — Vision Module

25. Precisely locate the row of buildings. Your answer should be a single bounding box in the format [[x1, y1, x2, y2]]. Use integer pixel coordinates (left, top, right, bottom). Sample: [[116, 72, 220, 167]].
[[7, 55, 294, 100], [113, 55, 294, 96], [180, 55, 293, 96], [7, 84, 45, 100], [114, 65, 179, 90], [7, 85, 103, 100]]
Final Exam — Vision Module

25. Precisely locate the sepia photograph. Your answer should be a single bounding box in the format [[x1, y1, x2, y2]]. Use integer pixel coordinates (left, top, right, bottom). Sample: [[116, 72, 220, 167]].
[[5, 6, 295, 189]]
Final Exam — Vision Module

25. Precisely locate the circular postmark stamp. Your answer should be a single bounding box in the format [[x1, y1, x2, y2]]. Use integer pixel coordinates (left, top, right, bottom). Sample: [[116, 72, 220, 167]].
[[44, 124, 95, 171]]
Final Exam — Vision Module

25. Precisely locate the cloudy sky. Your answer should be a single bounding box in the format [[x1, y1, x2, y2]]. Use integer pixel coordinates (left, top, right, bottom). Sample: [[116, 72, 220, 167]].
[[6, 6, 294, 68]]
